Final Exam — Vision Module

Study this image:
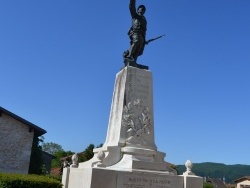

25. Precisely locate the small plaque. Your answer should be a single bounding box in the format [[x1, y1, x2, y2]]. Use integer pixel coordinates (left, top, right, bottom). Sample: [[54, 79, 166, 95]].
[[118, 174, 171, 188]]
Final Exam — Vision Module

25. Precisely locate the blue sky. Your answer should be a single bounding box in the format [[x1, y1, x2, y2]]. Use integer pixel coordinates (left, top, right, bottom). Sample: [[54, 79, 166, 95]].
[[0, 0, 249, 165]]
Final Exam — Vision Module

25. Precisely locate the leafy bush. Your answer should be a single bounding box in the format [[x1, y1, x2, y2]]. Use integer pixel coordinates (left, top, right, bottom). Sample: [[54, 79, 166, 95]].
[[203, 182, 213, 188], [0, 173, 62, 188]]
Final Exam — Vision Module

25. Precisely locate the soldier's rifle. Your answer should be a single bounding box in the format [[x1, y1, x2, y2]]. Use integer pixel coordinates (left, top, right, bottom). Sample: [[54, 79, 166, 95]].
[[145, 34, 165, 45]]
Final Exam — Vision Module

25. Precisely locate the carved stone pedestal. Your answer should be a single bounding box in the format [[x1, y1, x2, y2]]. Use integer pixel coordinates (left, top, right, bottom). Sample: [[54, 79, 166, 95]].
[[62, 66, 203, 188]]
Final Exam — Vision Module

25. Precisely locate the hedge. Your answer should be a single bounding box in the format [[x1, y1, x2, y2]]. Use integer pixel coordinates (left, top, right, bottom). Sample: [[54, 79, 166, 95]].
[[0, 173, 62, 188]]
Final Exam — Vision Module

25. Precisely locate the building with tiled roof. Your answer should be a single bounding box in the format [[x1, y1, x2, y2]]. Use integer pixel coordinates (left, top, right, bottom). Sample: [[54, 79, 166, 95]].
[[235, 176, 250, 188], [206, 177, 227, 188], [0, 106, 46, 174], [226, 183, 236, 188]]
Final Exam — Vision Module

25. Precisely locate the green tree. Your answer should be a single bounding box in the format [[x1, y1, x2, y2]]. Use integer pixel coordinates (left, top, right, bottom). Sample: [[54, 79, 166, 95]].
[[42, 142, 64, 155], [96, 143, 103, 148], [44, 143, 103, 169], [78, 144, 95, 162], [170, 164, 179, 174], [51, 150, 74, 168], [84, 144, 94, 160], [203, 182, 213, 188], [29, 136, 44, 174]]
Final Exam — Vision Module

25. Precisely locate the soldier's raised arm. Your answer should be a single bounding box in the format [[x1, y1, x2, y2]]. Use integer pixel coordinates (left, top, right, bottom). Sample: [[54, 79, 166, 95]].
[[129, 0, 137, 17]]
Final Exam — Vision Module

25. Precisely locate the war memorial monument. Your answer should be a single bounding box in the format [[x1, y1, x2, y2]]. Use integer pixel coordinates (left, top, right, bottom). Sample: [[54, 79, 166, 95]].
[[62, 0, 203, 187]]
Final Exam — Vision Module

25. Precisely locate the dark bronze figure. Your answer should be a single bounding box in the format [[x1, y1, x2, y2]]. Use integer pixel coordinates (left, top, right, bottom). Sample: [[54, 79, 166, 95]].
[[123, 0, 165, 70], [123, 0, 147, 63]]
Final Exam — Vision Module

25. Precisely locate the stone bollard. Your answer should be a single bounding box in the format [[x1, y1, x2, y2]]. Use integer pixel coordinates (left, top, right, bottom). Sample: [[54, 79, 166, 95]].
[[182, 160, 203, 188], [183, 160, 194, 176], [70, 153, 78, 168]]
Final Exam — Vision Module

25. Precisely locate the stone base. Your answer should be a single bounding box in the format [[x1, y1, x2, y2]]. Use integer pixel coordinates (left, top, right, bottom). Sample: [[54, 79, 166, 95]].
[[62, 167, 203, 188], [183, 175, 204, 188], [62, 66, 203, 188]]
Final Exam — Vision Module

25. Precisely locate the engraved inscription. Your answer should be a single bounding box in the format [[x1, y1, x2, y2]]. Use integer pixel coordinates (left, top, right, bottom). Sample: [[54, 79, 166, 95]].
[[127, 73, 151, 102], [121, 175, 171, 188]]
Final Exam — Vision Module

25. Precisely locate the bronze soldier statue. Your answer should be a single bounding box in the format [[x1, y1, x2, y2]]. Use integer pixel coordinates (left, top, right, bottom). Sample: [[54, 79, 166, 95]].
[[123, 0, 147, 63]]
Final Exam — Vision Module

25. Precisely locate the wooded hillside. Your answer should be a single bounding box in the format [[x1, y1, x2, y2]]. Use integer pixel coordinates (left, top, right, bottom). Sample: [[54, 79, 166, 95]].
[[177, 162, 250, 183]]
